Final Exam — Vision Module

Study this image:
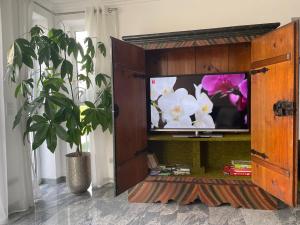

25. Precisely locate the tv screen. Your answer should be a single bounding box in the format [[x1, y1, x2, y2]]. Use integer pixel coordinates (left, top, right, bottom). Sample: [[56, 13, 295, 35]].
[[149, 73, 249, 131]]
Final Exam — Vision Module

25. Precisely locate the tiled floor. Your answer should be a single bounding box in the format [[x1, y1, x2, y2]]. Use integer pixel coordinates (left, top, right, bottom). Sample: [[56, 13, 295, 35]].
[[5, 183, 300, 225]]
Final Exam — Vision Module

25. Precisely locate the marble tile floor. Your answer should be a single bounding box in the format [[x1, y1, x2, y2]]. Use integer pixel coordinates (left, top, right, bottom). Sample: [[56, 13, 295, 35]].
[[5, 182, 300, 225]]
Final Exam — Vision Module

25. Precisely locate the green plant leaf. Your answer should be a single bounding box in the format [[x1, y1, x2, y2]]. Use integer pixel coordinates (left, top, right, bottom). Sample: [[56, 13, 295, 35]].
[[81, 55, 93, 74], [95, 73, 109, 87], [68, 128, 81, 146], [37, 36, 51, 66], [67, 37, 79, 59], [85, 101, 95, 108], [32, 123, 49, 150], [45, 99, 56, 119], [15, 38, 37, 60], [13, 107, 23, 129], [32, 115, 48, 123], [97, 42, 106, 57], [61, 84, 69, 94], [48, 29, 68, 51], [30, 26, 44, 38], [78, 74, 92, 88], [50, 42, 63, 69], [84, 37, 95, 58], [28, 122, 47, 132], [61, 59, 73, 80], [77, 43, 84, 58], [23, 117, 32, 143], [12, 42, 23, 68], [54, 108, 67, 123], [46, 125, 57, 153], [54, 124, 69, 141], [43, 77, 64, 92], [14, 83, 22, 97]]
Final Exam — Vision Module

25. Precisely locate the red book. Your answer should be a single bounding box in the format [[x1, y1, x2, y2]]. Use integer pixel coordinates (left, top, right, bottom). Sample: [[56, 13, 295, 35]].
[[230, 171, 251, 176], [223, 164, 252, 176]]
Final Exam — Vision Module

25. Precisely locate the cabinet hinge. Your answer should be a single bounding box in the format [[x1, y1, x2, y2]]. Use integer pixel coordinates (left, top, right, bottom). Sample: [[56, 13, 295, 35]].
[[249, 67, 269, 75], [273, 100, 295, 116]]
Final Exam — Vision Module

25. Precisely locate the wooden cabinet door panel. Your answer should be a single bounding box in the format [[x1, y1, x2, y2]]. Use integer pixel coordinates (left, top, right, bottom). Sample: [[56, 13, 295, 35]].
[[116, 152, 148, 194], [251, 22, 298, 206], [112, 38, 148, 195]]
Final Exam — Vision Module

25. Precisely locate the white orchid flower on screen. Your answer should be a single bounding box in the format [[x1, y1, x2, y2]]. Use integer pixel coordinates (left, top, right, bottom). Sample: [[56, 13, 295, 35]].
[[193, 84, 215, 128], [151, 105, 159, 128], [158, 88, 198, 128], [164, 116, 193, 128], [194, 113, 215, 128], [150, 77, 177, 101]]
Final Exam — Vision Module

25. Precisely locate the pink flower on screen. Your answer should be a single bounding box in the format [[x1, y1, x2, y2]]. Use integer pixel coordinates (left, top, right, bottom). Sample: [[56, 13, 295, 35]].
[[229, 94, 247, 111], [239, 79, 248, 99], [202, 74, 245, 96], [202, 74, 248, 111]]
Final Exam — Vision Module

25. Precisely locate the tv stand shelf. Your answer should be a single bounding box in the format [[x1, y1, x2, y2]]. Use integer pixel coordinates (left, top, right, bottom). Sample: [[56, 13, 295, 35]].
[[148, 133, 251, 176], [148, 133, 250, 142]]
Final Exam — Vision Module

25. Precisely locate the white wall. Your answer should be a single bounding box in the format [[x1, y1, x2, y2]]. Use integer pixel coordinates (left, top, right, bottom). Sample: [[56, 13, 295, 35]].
[[117, 0, 300, 37]]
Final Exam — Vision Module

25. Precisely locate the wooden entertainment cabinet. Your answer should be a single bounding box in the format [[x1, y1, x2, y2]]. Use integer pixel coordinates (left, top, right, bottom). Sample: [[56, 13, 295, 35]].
[[111, 22, 299, 209]]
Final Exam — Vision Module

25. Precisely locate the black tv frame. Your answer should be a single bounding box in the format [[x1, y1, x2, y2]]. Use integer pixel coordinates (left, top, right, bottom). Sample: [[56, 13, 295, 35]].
[[146, 71, 251, 134]]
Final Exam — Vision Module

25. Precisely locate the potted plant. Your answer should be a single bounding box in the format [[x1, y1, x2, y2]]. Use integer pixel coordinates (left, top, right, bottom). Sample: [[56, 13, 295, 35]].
[[7, 26, 112, 193]]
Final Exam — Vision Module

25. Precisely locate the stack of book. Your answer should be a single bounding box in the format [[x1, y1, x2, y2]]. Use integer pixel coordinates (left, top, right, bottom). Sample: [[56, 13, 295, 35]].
[[223, 160, 251, 176], [173, 166, 191, 175], [149, 164, 191, 176]]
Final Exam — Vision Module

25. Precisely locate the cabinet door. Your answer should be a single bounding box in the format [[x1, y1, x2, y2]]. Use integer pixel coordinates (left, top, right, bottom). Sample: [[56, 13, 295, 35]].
[[112, 38, 148, 195], [251, 22, 299, 206]]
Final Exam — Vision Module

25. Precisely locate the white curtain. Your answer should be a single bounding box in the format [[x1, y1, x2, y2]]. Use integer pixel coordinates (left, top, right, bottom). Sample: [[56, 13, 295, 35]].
[[0, 0, 34, 223], [85, 4, 119, 188], [0, 4, 8, 224]]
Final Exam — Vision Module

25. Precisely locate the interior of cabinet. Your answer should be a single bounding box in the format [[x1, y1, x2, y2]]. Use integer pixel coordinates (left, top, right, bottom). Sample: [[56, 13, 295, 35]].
[[148, 134, 251, 180], [145, 42, 251, 75], [145, 42, 252, 181]]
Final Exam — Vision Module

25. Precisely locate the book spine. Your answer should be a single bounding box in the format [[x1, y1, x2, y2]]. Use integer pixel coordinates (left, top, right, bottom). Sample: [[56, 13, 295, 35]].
[[230, 171, 251, 176]]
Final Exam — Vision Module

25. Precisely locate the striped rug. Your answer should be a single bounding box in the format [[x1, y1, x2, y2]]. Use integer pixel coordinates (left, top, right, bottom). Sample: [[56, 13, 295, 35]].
[[128, 176, 279, 210]]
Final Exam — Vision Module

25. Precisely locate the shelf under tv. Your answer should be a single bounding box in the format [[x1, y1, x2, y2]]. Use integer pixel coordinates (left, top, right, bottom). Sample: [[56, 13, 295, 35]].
[[148, 133, 251, 142]]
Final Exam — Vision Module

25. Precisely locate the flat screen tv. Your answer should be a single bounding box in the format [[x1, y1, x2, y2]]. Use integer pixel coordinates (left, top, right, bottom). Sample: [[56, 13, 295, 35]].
[[149, 73, 249, 132]]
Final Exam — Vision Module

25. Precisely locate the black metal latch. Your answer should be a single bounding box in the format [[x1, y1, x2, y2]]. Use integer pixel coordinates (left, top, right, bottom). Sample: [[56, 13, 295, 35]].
[[249, 67, 269, 75], [251, 149, 268, 159], [273, 100, 294, 116]]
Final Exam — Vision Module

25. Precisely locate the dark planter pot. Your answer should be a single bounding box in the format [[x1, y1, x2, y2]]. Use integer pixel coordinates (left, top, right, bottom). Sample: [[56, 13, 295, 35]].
[[66, 152, 91, 194]]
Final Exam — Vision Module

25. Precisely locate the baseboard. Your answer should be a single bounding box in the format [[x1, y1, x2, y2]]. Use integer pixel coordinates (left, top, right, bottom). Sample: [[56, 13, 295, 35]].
[[40, 176, 66, 185]]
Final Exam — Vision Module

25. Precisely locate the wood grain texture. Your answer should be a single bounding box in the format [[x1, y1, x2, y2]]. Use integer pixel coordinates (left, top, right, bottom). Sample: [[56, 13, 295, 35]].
[[145, 50, 168, 75], [128, 176, 279, 210], [195, 45, 229, 73], [167, 48, 196, 75], [112, 38, 148, 195], [250, 22, 298, 206], [228, 43, 251, 71], [145, 43, 251, 76]]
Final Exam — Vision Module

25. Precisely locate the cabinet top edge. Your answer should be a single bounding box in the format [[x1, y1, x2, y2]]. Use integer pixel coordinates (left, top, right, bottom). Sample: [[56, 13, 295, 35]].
[[123, 23, 280, 44]]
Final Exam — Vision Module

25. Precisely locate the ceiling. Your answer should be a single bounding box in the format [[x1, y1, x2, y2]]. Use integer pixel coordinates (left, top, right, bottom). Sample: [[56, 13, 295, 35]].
[[35, 0, 158, 14], [45, 0, 157, 5]]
